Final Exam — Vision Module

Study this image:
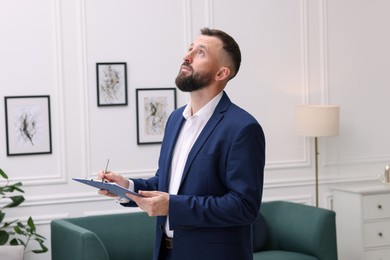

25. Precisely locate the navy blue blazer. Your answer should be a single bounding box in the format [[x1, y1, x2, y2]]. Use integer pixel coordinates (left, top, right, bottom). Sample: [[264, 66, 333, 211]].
[[130, 92, 265, 260]]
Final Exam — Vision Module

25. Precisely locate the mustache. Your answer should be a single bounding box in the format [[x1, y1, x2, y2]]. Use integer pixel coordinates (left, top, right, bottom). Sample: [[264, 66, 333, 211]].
[[181, 62, 193, 71]]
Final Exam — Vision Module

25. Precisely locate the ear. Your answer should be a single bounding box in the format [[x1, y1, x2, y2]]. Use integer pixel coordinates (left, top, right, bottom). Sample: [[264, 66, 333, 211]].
[[215, 67, 231, 82]]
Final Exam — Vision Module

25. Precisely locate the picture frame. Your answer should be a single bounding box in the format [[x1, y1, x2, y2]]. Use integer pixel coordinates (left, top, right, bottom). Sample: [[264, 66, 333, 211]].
[[96, 62, 128, 106], [4, 95, 52, 156], [136, 88, 177, 144]]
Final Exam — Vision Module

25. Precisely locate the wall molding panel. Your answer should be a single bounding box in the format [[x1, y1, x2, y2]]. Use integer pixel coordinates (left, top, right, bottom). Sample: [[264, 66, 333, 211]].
[[6, 0, 68, 187], [266, 138, 311, 170], [300, 0, 310, 104], [205, 0, 214, 28], [319, 0, 330, 104], [51, 0, 68, 185], [22, 192, 108, 207], [4, 214, 69, 227], [78, 0, 92, 179], [325, 153, 390, 166], [183, 0, 193, 50]]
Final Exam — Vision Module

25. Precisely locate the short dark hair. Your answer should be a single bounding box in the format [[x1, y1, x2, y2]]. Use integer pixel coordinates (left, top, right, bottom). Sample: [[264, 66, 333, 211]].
[[200, 28, 241, 80]]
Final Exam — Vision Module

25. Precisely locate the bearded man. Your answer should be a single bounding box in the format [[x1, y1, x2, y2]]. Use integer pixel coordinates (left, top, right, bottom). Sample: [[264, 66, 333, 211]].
[[99, 28, 266, 260]]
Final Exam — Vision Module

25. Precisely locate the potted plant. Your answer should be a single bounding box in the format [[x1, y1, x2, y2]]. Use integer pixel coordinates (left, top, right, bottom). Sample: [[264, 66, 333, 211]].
[[0, 168, 48, 256]]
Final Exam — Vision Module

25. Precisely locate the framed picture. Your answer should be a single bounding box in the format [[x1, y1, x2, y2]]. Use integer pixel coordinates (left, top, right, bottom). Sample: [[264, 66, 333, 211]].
[[96, 62, 128, 106], [4, 96, 52, 156], [136, 88, 177, 144]]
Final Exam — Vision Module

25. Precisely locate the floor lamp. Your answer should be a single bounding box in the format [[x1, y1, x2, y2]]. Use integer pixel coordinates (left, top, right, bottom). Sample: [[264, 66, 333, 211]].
[[294, 105, 340, 207]]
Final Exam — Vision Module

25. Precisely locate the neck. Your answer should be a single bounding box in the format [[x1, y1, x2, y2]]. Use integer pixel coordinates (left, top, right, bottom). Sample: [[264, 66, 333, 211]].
[[189, 88, 223, 115]]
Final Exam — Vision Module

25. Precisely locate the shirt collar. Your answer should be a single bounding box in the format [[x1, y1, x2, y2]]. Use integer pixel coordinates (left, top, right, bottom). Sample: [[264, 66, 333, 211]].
[[183, 91, 223, 120]]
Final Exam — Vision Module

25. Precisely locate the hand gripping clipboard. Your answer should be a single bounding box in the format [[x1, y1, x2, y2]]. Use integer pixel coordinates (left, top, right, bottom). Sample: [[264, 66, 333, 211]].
[[72, 178, 143, 200]]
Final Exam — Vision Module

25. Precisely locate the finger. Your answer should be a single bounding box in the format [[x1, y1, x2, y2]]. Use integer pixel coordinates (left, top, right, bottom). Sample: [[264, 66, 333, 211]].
[[126, 192, 141, 203], [138, 190, 159, 197], [98, 189, 108, 195], [107, 172, 126, 183], [99, 171, 116, 182], [98, 170, 105, 180], [98, 189, 117, 198], [98, 170, 110, 179]]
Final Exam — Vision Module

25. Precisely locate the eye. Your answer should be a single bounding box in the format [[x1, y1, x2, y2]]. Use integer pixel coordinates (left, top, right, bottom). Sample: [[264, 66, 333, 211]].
[[197, 49, 205, 56]]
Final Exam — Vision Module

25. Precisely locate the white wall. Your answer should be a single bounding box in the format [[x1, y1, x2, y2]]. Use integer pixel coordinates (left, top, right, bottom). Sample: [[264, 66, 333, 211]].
[[1, 0, 390, 259]]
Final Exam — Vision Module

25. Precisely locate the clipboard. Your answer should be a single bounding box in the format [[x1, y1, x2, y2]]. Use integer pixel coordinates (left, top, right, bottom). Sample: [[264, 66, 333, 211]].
[[72, 178, 143, 200]]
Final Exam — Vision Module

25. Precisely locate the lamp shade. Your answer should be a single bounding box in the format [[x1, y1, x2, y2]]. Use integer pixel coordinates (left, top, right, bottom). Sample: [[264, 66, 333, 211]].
[[294, 105, 340, 137]]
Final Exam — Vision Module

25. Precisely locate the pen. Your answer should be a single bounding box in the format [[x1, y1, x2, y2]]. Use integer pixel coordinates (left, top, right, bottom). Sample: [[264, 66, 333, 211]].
[[102, 159, 110, 183]]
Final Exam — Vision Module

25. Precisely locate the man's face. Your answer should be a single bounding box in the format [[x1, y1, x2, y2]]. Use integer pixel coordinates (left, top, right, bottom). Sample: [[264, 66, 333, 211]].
[[175, 35, 222, 92]]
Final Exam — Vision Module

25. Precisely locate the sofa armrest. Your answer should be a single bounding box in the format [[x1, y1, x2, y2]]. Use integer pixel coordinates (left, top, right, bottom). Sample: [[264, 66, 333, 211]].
[[260, 201, 337, 260], [51, 220, 109, 260]]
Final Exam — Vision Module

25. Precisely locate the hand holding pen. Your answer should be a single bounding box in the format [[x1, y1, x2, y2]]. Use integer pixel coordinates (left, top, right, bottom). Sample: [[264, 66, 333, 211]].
[[97, 160, 131, 196]]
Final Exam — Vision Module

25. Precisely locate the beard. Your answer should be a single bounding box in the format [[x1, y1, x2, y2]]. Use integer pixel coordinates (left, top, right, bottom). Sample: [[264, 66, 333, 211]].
[[175, 63, 213, 92]]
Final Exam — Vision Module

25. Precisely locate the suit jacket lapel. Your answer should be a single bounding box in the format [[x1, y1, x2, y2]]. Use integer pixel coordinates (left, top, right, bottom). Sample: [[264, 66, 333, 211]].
[[178, 92, 231, 189], [161, 114, 185, 192]]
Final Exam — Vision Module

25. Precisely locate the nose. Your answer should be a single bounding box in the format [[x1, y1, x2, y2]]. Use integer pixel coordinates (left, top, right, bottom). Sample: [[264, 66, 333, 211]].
[[183, 51, 193, 64]]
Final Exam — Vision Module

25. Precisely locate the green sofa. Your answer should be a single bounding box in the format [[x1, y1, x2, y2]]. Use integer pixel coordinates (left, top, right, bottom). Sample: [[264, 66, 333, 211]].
[[51, 201, 337, 260]]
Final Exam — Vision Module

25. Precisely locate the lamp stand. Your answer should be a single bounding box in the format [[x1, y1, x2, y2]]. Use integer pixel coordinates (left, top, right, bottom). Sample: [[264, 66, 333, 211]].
[[314, 136, 319, 207]]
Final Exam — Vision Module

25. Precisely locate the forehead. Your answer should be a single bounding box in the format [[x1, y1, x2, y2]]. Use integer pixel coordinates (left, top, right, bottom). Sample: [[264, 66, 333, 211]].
[[191, 35, 223, 51]]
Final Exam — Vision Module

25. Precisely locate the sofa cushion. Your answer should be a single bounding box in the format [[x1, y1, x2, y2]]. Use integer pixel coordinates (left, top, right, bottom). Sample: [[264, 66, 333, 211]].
[[252, 212, 267, 251], [253, 250, 318, 260]]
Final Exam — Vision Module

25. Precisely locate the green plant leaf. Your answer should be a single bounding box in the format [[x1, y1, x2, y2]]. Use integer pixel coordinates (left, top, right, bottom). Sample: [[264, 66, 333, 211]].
[[0, 211, 5, 223], [2, 183, 24, 194], [0, 168, 8, 179], [1, 219, 17, 229], [34, 233, 46, 240], [16, 222, 25, 229], [5, 195, 25, 208], [13, 185, 24, 193], [32, 242, 48, 254], [10, 238, 20, 246], [13, 225, 25, 235], [27, 217, 36, 233], [0, 230, 9, 245], [8, 182, 24, 193]]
